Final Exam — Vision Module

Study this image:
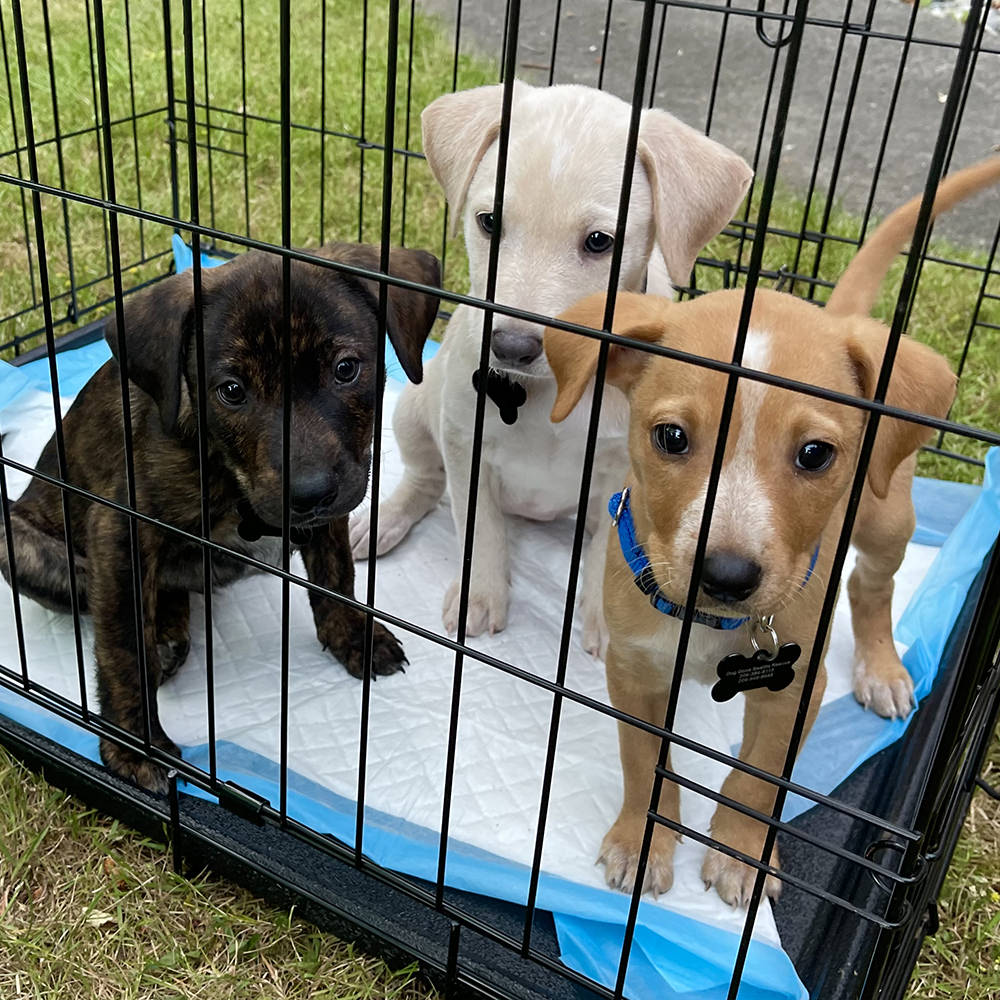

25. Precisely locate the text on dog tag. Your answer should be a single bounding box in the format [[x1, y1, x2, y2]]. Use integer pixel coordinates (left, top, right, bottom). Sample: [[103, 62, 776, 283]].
[[711, 642, 801, 702]]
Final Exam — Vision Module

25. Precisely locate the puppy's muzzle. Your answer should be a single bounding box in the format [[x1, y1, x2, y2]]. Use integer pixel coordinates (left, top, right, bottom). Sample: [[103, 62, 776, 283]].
[[701, 551, 762, 604], [491, 327, 543, 369]]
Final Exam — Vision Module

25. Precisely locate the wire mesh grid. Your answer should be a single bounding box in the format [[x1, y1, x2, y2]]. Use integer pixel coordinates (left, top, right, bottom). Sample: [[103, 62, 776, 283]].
[[1, 1, 999, 999]]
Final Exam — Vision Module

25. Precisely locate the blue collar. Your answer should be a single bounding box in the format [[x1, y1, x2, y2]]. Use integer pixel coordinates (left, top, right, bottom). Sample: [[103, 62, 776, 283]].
[[608, 488, 819, 631]]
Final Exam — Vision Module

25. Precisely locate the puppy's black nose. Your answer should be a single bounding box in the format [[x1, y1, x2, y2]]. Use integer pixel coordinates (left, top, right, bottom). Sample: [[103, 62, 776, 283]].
[[491, 328, 543, 367], [701, 552, 762, 604], [290, 471, 338, 516]]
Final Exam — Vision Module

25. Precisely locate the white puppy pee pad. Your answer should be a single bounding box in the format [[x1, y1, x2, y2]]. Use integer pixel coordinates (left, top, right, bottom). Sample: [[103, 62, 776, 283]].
[[1, 339, 996, 1000]]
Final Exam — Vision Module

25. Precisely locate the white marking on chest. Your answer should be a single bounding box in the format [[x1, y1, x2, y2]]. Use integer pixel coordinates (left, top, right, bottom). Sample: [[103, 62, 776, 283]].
[[628, 614, 745, 686], [489, 381, 626, 520]]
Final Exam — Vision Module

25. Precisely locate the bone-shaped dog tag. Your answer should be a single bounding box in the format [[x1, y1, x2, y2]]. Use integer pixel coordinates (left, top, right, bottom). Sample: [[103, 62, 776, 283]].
[[472, 369, 527, 426], [711, 643, 801, 702]]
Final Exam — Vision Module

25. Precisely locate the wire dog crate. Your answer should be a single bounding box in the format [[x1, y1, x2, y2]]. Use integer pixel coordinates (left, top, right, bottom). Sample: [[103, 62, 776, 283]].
[[1, 1, 999, 998]]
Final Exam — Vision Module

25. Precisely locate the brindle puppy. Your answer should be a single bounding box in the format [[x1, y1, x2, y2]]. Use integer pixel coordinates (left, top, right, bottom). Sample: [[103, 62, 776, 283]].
[[0, 242, 440, 793]]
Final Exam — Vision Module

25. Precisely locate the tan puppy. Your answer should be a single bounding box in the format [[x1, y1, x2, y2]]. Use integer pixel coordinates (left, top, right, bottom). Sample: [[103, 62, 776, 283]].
[[544, 157, 1000, 905]]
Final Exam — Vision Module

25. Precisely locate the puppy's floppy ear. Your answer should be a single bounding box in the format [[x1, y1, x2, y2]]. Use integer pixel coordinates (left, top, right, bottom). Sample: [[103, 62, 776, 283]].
[[421, 83, 527, 234], [318, 243, 441, 384], [105, 269, 196, 434], [544, 292, 669, 423], [380, 247, 442, 383], [846, 318, 956, 499], [638, 109, 752, 289]]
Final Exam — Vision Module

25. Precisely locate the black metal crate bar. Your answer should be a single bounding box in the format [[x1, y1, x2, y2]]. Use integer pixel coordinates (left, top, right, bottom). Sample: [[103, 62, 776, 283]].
[[1, 2, 998, 999]]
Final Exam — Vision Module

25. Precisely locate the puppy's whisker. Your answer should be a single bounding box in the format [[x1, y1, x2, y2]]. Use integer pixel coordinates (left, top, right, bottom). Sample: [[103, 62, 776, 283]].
[[641, 560, 680, 592], [759, 567, 831, 618], [623, 542, 649, 561]]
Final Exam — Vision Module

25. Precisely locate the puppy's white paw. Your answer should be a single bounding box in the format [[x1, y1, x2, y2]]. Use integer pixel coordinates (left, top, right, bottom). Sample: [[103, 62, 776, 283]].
[[348, 510, 372, 561], [442, 576, 508, 636], [701, 846, 782, 908], [348, 504, 417, 561], [581, 604, 609, 659], [853, 657, 915, 719], [598, 817, 676, 897]]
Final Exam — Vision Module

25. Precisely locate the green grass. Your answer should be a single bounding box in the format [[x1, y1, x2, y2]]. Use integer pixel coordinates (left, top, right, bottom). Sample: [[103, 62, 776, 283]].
[[908, 729, 1000, 998], [1, 1, 998, 997], [1, 0, 491, 353], [0, 746, 436, 1000]]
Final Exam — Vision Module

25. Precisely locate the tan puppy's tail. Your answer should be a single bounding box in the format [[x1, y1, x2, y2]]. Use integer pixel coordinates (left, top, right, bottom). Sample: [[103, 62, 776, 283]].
[[825, 155, 1000, 318]]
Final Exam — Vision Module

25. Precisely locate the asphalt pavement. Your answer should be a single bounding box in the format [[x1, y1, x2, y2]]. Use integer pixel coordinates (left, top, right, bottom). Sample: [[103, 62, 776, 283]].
[[417, 0, 999, 247]]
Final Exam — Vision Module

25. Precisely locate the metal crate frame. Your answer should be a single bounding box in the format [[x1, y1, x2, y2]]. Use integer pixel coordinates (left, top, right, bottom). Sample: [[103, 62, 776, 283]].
[[2, 1, 999, 998]]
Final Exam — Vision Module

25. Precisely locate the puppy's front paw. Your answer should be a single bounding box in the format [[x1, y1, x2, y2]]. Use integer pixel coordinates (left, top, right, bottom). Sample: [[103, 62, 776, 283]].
[[853, 653, 915, 719], [319, 618, 407, 679], [702, 810, 782, 907], [348, 510, 372, 562], [598, 815, 677, 897], [157, 637, 190, 679], [370, 623, 408, 676], [442, 577, 508, 636], [100, 736, 181, 796], [581, 603, 609, 659], [701, 848, 783, 908], [348, 503, 418, 561], [155, 591, 191, 679]]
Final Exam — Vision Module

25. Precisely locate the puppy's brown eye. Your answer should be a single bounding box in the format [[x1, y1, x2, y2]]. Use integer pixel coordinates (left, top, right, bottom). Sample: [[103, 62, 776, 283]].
[[583, 231, 614, 254], [217, 381, 246, 406], [651, 423, 688, 455], [335, 358, 361, 384], [796, 440, 835, 472], [476, 212, 495, 236]]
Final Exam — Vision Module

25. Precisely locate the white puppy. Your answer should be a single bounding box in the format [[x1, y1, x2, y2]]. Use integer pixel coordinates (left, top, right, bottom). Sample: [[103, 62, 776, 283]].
[[351, 81, 751, 648]]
